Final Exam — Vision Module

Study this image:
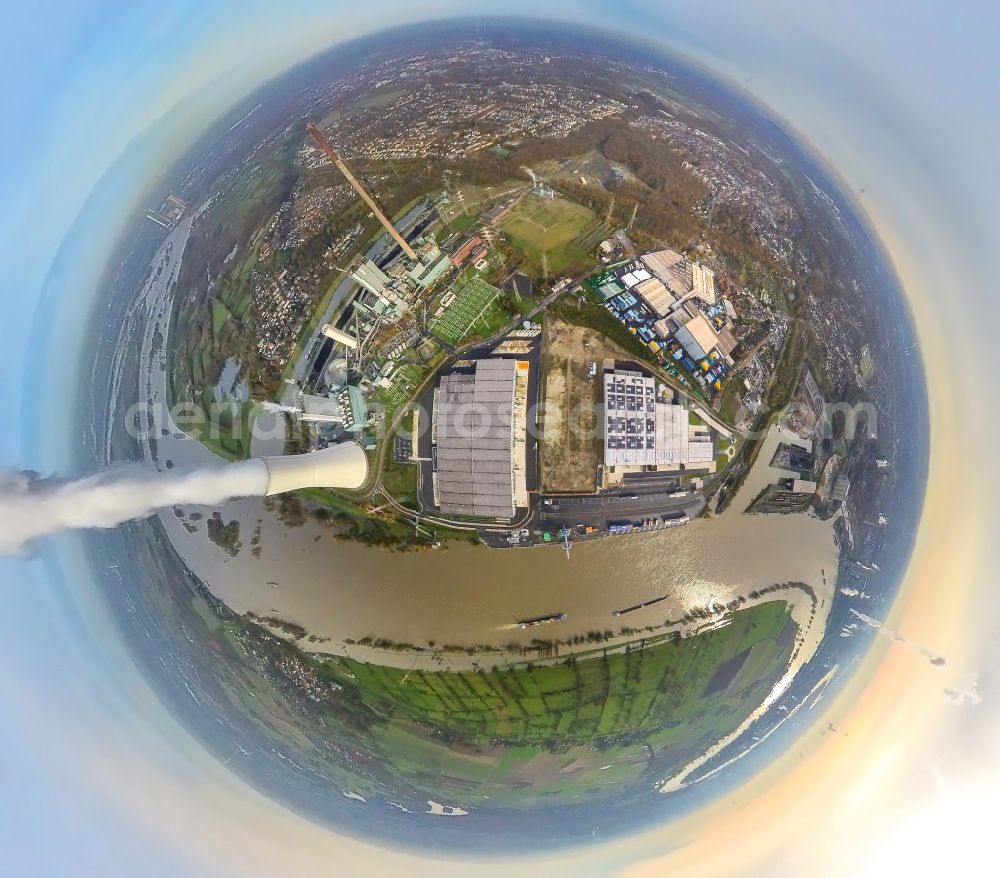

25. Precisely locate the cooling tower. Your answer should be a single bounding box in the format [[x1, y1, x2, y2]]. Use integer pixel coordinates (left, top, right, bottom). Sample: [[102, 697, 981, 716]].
[[256, 442, 368, 495]]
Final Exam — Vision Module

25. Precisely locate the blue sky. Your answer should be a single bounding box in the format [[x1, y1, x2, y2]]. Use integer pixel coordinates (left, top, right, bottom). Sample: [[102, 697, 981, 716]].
[[2, 2, 1000, 875]]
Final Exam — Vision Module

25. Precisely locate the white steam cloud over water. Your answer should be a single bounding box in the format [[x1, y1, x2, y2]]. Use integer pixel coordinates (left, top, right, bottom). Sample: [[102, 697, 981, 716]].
[[0, 461, 268, 555], [848, 608, 947, 666]]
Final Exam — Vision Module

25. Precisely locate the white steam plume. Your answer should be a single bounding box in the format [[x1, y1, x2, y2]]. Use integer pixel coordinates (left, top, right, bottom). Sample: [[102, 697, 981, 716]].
[[257, 401, 302, 415], [848, 608, 947, 666], [847, 609, 983, 708], [0, 461, 268, 555]]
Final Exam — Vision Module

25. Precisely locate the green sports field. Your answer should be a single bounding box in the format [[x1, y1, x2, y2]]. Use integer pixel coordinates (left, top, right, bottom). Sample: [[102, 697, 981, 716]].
[[499, 194, 602, 276]]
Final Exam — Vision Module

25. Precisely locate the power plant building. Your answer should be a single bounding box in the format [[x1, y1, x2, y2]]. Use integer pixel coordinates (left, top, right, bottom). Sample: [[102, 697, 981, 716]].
[[351, 260, 391, 296], [350, 258, 408, 319], [320, 323, 358, 349], [299, 386, 369, 432], [450, 235, 484, 266], [416, 254, 451, 288], [432, 358, 529, 518], [480, 202, 513, 225]]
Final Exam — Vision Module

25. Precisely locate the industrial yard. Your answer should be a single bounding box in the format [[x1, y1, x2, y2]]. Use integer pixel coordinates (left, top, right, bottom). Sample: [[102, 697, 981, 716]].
[[540, 314, 629, 493], [429, 276, 505, 346]]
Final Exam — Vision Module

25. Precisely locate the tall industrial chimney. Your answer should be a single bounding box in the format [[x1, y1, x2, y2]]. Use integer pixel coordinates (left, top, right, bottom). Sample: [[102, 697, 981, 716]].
[[306, 121, 418, 262]]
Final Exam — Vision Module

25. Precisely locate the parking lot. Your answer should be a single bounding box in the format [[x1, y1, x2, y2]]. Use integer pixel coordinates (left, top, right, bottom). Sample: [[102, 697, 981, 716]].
[[536, 488, 704, 533]]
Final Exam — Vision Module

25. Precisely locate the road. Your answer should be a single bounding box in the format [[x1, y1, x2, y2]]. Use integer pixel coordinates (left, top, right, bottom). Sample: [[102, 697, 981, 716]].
[[537, 489, 703, 528]]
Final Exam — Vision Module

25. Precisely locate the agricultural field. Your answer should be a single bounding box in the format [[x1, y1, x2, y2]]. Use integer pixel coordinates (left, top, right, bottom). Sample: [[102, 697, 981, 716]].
[[430, 277, 505, 345], [317, 601, 795, 806], [499, 194, 603, 277]]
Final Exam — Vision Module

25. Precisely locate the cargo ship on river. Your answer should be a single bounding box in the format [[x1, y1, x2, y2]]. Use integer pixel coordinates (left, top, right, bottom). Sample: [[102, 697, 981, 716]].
[[517, 612, 567, 629]]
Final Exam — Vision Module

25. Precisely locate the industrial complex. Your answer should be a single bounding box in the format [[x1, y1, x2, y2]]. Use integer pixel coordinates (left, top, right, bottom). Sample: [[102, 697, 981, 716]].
[[590, 248, 738, 394], [168, 76, 863, 555], [153, 31, 893, 570], [245, 120, 741, 546]]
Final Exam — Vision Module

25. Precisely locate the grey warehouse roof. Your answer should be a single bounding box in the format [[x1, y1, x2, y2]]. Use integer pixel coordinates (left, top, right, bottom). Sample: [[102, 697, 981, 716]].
[[434, 358, 518, 518]]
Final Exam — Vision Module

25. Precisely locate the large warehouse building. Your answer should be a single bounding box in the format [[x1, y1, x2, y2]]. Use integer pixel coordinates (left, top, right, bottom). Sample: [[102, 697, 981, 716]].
[[603, 367, 713, 477], [675, 312, 723, 361], [432, 358, 529, 518], [641, 248, 718, 306]]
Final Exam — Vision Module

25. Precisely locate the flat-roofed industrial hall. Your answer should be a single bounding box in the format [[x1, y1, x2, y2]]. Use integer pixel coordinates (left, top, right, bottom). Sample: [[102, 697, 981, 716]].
[[602, 366, 713, 478], [432, 357, 529, 518]]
